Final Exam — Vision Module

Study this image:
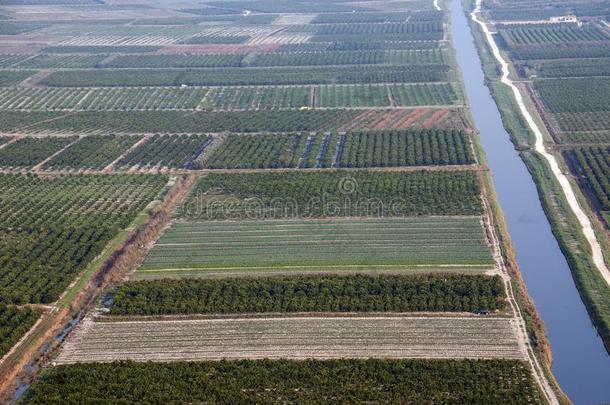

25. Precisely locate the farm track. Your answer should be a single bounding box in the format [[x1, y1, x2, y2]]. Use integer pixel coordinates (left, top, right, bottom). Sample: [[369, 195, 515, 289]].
[[56, 315, 524, 364]]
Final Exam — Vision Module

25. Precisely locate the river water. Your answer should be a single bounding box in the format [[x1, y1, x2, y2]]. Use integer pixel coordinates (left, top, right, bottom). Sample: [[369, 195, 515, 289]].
[[449, 0, 610, 403]]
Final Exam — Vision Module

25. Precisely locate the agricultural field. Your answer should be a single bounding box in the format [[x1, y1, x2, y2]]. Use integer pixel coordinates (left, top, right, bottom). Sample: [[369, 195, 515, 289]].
[[14, 54, 107, 69], [100, 54, 245, 68], [0, 136, 77, 169], [534, 78, 610, 113], [0, 305, 41, 357], [0, 87, 210, 111], [42, 134, 141, 170], [498, 23, 609, 46], [137, 217, 492, 279], [0, 0, 551, 402], [0, 110, 363, 134], [181, 171, 483, 219], [201, 86, 310, 110], [56, 316, 523, 363], [116, 134, 212, 170], [0, 174, 167, 304], [109, 274, 506, 315], [530, 80, 610, 143], [202, 129, 474, 169], [22, 359, 543, 404], [520, 58, 610, 78], [41, 65, 450, 87], [42, 45, 161, 54], [248, 49, 446, 67], [563, 147, 610, 224], [0, 70, 35, 86]]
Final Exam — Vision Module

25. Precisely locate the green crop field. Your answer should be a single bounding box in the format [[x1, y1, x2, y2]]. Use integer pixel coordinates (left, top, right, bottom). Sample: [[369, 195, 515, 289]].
[[136, 217, 492, 279]]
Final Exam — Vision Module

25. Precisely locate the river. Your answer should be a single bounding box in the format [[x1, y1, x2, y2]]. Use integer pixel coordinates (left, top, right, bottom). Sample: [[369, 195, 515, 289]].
[[449, 0, 610, 403]]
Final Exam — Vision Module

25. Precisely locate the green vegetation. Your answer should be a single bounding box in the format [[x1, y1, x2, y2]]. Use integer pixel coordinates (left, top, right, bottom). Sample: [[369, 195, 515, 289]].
[[43, 135, 141, 170], [117, 134, 212, 170], [101, 54, 244, 68], [138, 217, 492, 277], [15, 54, 107, 69], [499, 23, 609, 46], [510, 43, 610, 60], [312, 12, 412, 24], [0, 136, 77, 169], [21, 359, 543, 404], [0, 71, 35, 86], [109, 274, 506, 315], [182, 35, 249, 44], [339, 129, 474, 167], [0, 110, 360, 134], [204, 133, 305, 169], [564, 147, 610, 218], [182, 171, 483, 219], [41, 65, 449, 87], [206, 0, 359, 13], [0, 55, 30, 68], [0, 87, 207, 111], [249, 49, 445, 67], [529, 58, 610, 78], [42, 45, 161, 53], [201, 86, 310, 110], [0, 174, 166, 303], [204, 130, 474, 169], [535, 78, 610, 113], [0, 305, 41, 357]]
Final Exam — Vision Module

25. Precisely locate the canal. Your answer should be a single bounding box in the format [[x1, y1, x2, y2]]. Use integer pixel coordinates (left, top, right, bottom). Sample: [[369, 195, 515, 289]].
[[449, 0, 610, 403]]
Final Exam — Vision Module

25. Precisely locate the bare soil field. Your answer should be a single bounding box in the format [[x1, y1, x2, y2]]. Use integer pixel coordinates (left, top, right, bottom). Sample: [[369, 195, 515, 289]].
[[56, 314, 524, 364]]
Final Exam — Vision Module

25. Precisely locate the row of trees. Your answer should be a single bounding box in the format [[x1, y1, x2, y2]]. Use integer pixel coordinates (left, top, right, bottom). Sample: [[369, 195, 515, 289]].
[[22, 359, 543, 404], [109, 274, 506, 315]]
